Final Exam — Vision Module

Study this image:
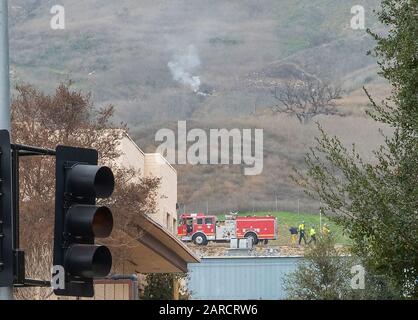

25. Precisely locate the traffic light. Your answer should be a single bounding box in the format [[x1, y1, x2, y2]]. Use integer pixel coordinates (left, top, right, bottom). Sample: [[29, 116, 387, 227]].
[[0, 130, 13, 287], [53, 145, 115, 297]]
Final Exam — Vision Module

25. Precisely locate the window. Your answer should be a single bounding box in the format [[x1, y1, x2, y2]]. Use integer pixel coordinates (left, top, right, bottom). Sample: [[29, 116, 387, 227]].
[[205, 218, 213, 225], [173, 218, 177, 232], [166, 213, 171, 229], [196, 218, 203, 225]]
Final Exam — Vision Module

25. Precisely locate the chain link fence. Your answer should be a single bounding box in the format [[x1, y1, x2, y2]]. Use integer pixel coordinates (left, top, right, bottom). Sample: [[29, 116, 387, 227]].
[[178, 198, 321, 216]]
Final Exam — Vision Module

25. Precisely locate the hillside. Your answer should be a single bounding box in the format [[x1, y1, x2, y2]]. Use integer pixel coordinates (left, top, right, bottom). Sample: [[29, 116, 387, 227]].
[[8, 0, 389, 213], [132, 84, 391, 214], [10, 0, 382, 124]]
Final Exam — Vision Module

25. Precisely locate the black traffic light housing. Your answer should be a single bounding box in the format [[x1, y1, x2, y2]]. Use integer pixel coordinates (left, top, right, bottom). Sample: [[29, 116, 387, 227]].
[[53, 145, 114, 297], [0, 130, 13, 287]]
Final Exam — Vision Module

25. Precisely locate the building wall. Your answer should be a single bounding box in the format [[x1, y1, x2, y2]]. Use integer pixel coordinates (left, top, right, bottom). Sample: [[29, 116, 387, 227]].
[[144, 153, 178, 234], [114, 132, 177, 234], [187, 257, 301, 300], [115, 134, 145, 176], [78, 280, 138, 300]]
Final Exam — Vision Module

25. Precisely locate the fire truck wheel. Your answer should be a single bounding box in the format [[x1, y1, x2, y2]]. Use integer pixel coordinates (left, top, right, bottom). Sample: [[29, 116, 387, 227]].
[[245, 232, 259, 245], [193, 233, 208, 246]]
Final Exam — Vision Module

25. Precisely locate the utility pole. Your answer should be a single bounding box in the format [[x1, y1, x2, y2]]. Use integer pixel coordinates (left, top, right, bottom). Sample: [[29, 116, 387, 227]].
[[319, 207, 322, 233], [275, 194, 278, 212], [0, 0, 13, 300]]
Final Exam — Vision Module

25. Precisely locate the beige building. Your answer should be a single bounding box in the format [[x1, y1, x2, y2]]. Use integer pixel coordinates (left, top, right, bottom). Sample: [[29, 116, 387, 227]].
[[112, 131, 198, 275], [144, 153, 178, 233], [115, 133, 178, 234]]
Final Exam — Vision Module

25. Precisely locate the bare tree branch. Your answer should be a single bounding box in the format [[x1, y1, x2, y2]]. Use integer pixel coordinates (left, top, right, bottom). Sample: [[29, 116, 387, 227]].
[[272, 78, 343, 124], [11, 82, 160, 299]]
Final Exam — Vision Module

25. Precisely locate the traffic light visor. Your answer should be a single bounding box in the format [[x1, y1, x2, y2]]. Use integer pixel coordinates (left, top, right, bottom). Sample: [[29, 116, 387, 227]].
[[68, 164, 115, 198], [65, 244, 112, 278], [66, 205, 113, 238]]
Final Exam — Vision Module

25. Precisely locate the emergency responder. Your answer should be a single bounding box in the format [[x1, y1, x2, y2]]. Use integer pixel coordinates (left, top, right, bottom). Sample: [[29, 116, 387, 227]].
[[289, 226, 298, 246], [186, 218, 193, 235], [308, 225, 317, 244], [322, 224, 330, 237], [298, 221, 306, 245]]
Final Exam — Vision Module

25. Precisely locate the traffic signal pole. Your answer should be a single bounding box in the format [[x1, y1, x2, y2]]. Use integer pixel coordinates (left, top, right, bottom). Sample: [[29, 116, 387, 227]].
[[0, 0, 10, 132], [0, 0, 13, 300], [0, 1, 114, 299]]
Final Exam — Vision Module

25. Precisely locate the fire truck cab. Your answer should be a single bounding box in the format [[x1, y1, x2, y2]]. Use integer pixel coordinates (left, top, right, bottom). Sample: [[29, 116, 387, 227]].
[[177, 213, 278, 246], [178, 213, 216, 245]]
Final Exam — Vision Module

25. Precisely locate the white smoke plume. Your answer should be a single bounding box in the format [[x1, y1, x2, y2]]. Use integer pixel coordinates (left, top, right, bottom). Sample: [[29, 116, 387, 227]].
[[168, 45, 202, 93]]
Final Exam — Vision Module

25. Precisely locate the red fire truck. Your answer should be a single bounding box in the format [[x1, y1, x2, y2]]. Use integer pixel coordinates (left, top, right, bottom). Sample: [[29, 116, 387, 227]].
[[177, 213, 277, 246]]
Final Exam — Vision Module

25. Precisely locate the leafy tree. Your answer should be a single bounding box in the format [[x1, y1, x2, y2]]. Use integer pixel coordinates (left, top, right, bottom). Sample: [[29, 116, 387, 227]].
[[283, 237, 399, 300], [294, 0, 418, 298], [283, 236, 352, 300], [141, 273, 188, 300]]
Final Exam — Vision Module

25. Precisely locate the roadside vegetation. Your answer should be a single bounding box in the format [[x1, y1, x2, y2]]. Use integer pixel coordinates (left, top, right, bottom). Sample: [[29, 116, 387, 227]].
[[292, 0, 418, 298], [284, 236, 399, 300]]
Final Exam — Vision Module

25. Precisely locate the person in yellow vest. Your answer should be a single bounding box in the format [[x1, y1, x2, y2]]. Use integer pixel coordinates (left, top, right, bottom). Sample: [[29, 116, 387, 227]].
[[308, 226, 317, 244], [322, 224, 330, 237], [298, 222, 306, 245], [289, 226, 298, 246]]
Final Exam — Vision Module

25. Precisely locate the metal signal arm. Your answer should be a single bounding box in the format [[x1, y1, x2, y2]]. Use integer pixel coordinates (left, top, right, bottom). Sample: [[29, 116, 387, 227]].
[[9, 143, 55, 287]]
